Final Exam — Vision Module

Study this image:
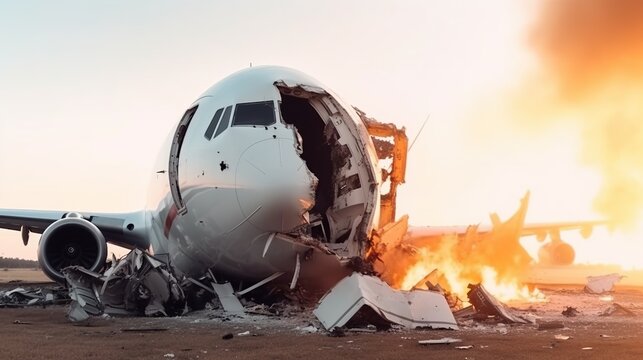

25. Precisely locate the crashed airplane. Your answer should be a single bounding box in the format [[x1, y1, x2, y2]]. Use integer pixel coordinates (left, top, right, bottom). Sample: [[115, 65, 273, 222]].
[[0, 66, 603, 326]]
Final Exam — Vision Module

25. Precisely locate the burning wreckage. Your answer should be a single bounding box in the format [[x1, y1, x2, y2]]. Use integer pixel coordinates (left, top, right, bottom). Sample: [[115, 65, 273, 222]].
[[0, 67, 608, 334], [22, 113, 538, 332]]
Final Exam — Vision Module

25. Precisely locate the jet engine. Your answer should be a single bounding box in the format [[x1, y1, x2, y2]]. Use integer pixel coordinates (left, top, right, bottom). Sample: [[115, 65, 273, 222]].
[[37, 214, 107, 283], [537, 240, 575, 266]]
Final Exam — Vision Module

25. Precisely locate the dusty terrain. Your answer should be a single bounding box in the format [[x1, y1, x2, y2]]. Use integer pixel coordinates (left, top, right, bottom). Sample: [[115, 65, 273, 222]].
[[1, 270, 643, 359], [0, 268, 50, 283]]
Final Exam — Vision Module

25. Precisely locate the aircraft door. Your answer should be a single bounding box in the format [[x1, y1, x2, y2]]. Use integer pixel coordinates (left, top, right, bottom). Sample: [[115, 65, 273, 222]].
[[169, 105, 199, 214]]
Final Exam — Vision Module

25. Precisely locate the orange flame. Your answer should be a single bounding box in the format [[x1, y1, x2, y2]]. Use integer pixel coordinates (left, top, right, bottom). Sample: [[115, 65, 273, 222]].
[[392, 240, 543, 303], [375, 220, 544, 304]]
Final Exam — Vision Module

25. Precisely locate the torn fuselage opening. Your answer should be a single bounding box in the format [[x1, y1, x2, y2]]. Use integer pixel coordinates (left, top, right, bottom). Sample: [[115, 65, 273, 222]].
[[274, 81, 380, 261], [279, 94, 335, 242], [280, 94, 334, 227]]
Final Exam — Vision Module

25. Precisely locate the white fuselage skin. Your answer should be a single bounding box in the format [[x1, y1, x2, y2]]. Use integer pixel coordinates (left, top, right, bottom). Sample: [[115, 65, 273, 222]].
[[142, 67, 382, 283]]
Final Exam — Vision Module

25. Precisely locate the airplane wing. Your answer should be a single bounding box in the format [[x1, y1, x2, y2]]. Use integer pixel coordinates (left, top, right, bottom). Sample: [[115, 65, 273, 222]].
[[372, 192, 606, 269], [408, 221, 604, 240], [0, 209, 150, 249], [520, 221, 603, 239], [406, 192, 605, 241]]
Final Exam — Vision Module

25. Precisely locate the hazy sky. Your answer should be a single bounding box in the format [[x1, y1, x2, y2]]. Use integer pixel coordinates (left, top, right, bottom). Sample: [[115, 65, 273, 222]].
[[0, 1, 618, 262]]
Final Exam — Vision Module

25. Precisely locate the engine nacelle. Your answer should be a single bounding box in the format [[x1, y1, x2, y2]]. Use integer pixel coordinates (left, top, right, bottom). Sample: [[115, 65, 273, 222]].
[[37, 216, 107, 283]]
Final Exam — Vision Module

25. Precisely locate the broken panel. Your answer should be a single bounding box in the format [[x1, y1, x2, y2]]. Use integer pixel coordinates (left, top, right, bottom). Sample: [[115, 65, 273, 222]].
[[314, 273, 458, 330], [62, 249, 186, 321], [466, 283, 529, 324]]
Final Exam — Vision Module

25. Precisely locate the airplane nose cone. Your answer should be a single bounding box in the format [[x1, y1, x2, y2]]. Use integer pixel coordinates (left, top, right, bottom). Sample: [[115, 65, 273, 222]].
[[235, 138, 317, 232]]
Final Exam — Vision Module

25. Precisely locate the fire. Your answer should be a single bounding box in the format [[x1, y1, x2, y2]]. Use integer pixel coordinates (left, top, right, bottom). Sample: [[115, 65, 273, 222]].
[[377, 1, 643, 300], [478, 267, 544, 303], [373, 194, 546, 303], [396, 246, 543, 303], [471, 0, 643, 272]]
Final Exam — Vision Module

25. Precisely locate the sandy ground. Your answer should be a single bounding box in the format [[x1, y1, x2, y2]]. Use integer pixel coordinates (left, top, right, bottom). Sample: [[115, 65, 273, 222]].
[[1, 270, 643, 359], [0, 268, 49, 283]]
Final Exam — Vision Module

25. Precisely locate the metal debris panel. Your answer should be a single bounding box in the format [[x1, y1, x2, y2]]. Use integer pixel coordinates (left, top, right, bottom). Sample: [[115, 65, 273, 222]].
[[313, 273, 458, 330], [212, 282, 245, 314]]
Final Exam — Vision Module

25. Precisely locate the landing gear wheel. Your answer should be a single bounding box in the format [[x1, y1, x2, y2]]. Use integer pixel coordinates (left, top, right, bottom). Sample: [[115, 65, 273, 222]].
[[538, 241, 575, 266]]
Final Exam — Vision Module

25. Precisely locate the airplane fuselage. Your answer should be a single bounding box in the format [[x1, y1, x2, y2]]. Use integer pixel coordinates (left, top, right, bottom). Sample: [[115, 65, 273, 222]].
[[144, 67, 382, 281]]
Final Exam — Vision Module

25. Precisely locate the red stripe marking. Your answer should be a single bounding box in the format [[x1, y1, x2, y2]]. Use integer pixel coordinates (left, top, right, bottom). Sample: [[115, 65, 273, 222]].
[[164, 204, 179, 237]]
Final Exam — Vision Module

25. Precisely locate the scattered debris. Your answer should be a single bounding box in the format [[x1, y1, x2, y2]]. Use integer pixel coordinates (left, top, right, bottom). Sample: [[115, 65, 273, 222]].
[[562, 306, 580, 317], [163, 353, 175, 358], [585, 273, 622, 294], [582, 347, 593, 350], [12, 320, 31, 325], [295, 325, 319, 333], [121, 328, 168, 332], [327, 328, 346, 337], [346, 326, 377, 333], [314, 273, 458, 331], [453, 305, 477, 318], [222, 333, 234, 340], [62, 249, 186, 322], [237, 331, 250, 336], [418, 337, 462, 345], [466, 283, 529, 324], [554, 334, 571, 340], [599, 303, 636, 317], [212, 282, 244, 314], [537, 321, 565, 331], [0, 286, 67, 308], [455, 345, 474, 350]]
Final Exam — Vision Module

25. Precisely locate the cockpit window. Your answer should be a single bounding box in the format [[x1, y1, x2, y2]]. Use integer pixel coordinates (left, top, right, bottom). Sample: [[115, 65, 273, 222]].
[[213, 105, 233, 138], [204, 107, 223, 140], [232, 101, 275, 126]]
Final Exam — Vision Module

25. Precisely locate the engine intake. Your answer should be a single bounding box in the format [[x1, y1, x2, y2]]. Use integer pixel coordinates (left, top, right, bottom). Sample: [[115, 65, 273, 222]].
[[37, 217, 107, 283]]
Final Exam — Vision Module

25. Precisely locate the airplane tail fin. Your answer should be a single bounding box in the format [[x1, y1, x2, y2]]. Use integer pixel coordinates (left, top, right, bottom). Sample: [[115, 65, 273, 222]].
[[505, 191, 530, 231], [488, 191, 529, 232], [482, 191, 533, 276]]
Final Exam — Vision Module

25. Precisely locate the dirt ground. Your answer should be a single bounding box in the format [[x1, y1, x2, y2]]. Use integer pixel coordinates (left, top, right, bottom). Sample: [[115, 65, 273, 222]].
[[0, 268, 49, 283], [1, 271, 643, 359]]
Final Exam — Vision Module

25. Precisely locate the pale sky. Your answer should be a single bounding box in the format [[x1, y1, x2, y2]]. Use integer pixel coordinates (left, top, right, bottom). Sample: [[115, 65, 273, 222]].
[[0, 1, 621, 263]]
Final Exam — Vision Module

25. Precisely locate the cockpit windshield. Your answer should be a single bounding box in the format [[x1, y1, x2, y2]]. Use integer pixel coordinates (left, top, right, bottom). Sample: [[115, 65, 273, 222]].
[[232, 101, 275, 126]]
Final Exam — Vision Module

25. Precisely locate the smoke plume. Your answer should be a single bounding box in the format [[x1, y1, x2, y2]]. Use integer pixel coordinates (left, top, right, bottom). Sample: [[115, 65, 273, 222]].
[[526, 0, 643, 226]]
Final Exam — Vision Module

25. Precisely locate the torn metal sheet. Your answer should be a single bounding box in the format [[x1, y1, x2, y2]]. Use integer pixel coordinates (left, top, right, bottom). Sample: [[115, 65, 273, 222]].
[[62, 249, 186, 321], [212, 282, 245, 314], [466, 283, 529, 324], [65, 266, 103, 318], [585, 273, 623, 294], [68, 301, 91, 322], [418, 337, 462, 345], [236, 272, 284, 296], [313, 273, 458, 331], [0, 286, 67, 308], [599, 303, 636, 317]]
